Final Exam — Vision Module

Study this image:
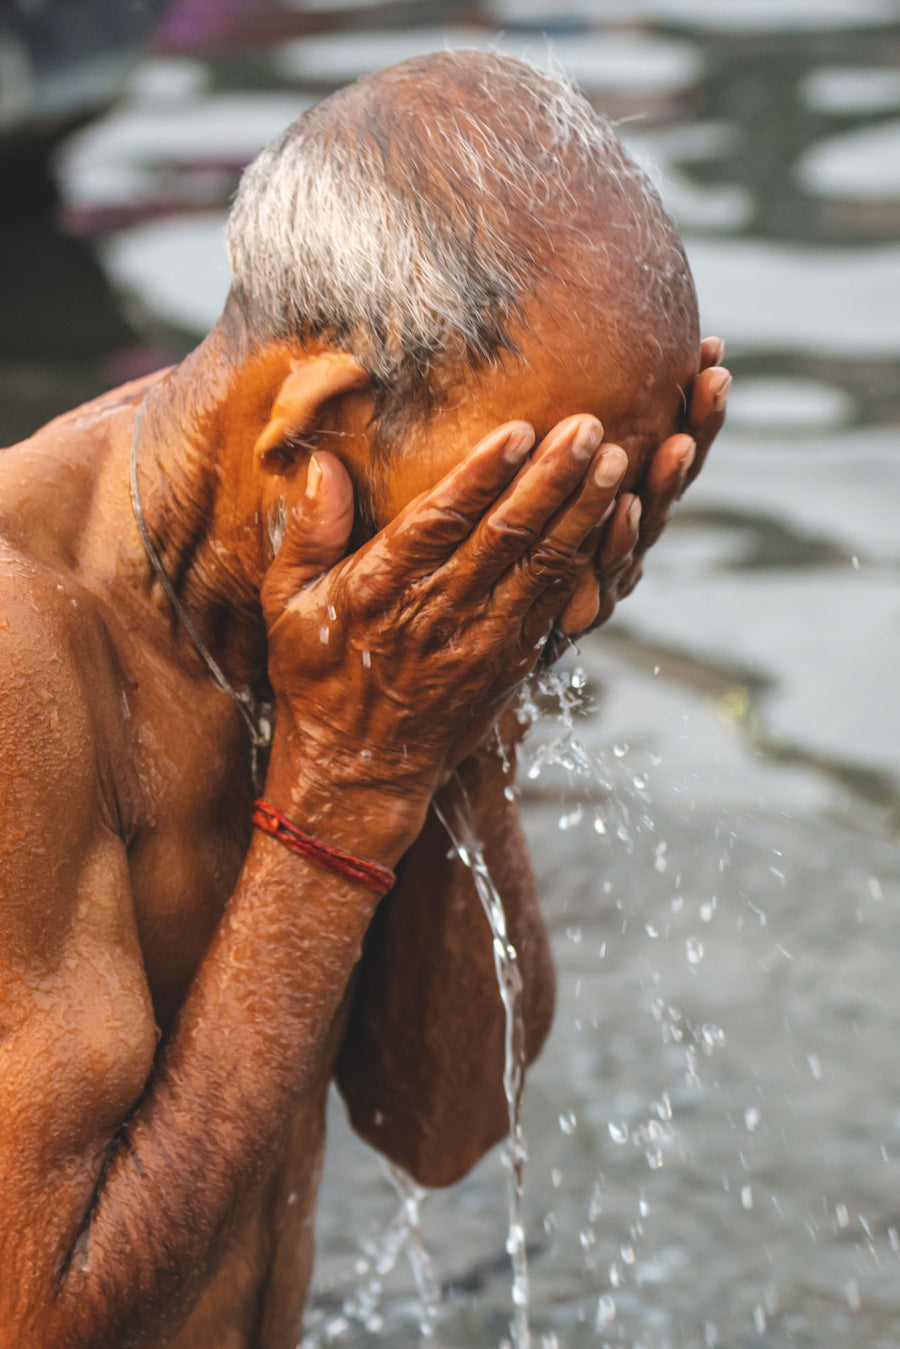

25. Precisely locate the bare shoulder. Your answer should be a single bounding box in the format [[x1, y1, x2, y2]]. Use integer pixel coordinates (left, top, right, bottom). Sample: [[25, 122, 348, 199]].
[[0, 546, 118, 959]]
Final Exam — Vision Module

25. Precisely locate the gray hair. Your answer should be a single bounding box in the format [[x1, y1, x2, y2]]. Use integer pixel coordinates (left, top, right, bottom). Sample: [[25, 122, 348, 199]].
[[226, 49, 693, 429]]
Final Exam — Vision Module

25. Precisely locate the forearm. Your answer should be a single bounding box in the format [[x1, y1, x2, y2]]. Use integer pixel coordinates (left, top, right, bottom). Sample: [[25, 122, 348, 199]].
[[336, 736, 556, 1187], [44, 765, 421, 1349]]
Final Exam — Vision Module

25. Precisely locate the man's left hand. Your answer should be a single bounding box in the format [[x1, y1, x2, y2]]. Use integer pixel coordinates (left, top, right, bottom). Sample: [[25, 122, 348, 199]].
[[558, 336, 731, 636]]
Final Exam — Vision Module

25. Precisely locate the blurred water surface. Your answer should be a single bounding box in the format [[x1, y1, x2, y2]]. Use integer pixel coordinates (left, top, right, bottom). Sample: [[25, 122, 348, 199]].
[[3, 1, 899, 1345]]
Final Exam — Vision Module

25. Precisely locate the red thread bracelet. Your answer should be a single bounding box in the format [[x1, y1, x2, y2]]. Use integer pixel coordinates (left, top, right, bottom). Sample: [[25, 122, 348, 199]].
[[252, 799, 396, 897]]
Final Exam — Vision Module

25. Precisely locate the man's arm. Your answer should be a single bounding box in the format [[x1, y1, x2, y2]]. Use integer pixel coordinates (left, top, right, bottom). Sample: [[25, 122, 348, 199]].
[[0, 578, 419, 1349], [1, 411, 619, 1346], [335, 723, 553, 1187], [335, 350, 732, 1184]]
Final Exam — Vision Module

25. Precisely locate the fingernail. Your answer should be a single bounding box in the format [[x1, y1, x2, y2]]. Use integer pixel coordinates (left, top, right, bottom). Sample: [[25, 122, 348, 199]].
[[713, 374, 732, 412], [711, 336, 725, 364], [594, 446, 628, 487], [305, 454, 322, 499], [572, 418, 603, 460], [678, 439, 697, 475], [504, 426, 535, 462], [628, 498, 642, 529]]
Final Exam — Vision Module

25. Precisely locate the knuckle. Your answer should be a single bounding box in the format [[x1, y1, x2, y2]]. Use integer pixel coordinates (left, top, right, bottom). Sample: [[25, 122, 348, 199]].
[[484, 515, 535, 558], [526, 538, 575, 579]]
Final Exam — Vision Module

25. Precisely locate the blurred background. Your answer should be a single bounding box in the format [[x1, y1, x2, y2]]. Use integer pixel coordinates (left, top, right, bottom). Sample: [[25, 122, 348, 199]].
[[2, 1, 898, 1344]]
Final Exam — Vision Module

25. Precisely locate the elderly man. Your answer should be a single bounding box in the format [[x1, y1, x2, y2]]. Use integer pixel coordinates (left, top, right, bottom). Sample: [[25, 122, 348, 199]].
[[0, 50, 728, 1349]]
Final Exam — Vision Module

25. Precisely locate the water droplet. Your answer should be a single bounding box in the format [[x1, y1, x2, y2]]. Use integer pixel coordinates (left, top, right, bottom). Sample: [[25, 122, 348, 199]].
[[593, 814, 607, 835], [558, 805, 583, 831], [745, 1106, 761, 1131], [318, 625, 330, 644], [565, 925, 583, 945], [835, 1202, 849, 1228], [608, 1121, 629, 1145], [504, 784, 516, 801], [753, 1304, 766, 1334], [704, 1322, 718, 1347], [846, 1279, 861, 1311], [655, 1093, 672, 1121], [620, 1243, 635, 1265], [361, 649, 371, 668], [506, 1221, 525, 1257], [671, 894, 684, 913], [851, 555, 860, 570], [570, 667, 587, 690], [868, 875, 883, 901], [644, 923, 658, 939], [558, 1110, 577, 1135], [701, 1023, 725, 1051], [700, 897, 716, 922], [632, 774, 647, 790], [550, 1167, 562, 1188], [808, 1052, 823, 1081], [287, 1191, 298, 1206], [595, 1295, 616, 1329], [613, 743, 628, 758], [327, 603, 337, 621], [741, 1184, 753, 1210], [686, 936, 704, 965]]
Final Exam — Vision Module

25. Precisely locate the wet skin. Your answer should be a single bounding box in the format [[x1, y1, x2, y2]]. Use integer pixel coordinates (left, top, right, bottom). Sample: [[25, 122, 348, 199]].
[[0, 272, 728, 1346]]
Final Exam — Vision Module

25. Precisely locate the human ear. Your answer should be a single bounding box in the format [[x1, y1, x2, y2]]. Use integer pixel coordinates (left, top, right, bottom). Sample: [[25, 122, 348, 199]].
[[253, 352, 370, 471]]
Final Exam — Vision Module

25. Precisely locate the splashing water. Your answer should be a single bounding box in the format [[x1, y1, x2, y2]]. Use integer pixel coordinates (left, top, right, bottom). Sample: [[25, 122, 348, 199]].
[[382, 1161, 441, 1342], [433, 777, 531, 1349]]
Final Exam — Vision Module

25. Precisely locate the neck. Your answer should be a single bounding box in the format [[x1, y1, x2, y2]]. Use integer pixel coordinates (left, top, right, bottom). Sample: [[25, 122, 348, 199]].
[[131, 321, 286, 698]]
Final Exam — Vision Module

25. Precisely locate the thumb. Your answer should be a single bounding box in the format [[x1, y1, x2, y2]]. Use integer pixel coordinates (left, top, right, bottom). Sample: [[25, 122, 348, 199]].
[[261, 452, 355, 624]]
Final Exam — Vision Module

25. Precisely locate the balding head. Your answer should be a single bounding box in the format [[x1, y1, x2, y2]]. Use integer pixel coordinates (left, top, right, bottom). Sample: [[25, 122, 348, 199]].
[[227, 49, 697, 439]]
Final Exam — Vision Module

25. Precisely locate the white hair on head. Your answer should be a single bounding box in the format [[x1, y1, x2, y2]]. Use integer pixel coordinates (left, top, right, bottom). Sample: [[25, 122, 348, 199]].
[[226, 49, 693, 426]]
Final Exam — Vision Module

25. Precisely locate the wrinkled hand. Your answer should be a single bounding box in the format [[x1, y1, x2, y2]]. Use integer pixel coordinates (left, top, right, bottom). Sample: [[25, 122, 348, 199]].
[[260, 416, 628, 794], [557, 336, 731, 636]]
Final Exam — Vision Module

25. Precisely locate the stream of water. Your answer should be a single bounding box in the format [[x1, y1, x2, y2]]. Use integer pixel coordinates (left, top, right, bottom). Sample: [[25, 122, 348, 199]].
[[434, 780, 532, 1349]]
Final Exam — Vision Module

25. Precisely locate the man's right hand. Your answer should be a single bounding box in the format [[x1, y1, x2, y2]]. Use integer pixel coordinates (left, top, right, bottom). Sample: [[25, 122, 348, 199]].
[[261, 415, 629, 799]]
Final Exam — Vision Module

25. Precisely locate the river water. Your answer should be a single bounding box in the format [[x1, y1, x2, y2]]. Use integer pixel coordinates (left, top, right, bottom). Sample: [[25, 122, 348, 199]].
[[3, 1, 899, 1345]]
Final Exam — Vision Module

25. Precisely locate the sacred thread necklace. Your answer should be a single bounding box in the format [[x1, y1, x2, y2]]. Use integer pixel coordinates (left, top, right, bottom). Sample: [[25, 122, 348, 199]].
[[129, 394, 273, 789]]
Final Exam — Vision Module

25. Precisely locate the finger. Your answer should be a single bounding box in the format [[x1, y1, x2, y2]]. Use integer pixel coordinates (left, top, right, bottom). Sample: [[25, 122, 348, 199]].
[[557, 563, 600, 635], [596, 493, 641, 598], [490, 443, 628, 616], [261, 451, 354, 623], [452, 417, 611, 589], [683, 364, 731, 490], [700, 335, 725, 370], [380, 421, 536, 572], [634, 433, 695, 558]]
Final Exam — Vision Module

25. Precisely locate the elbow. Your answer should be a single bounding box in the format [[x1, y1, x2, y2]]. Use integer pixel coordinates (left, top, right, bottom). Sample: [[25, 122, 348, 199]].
[[349, 1103, 511, 1190]]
